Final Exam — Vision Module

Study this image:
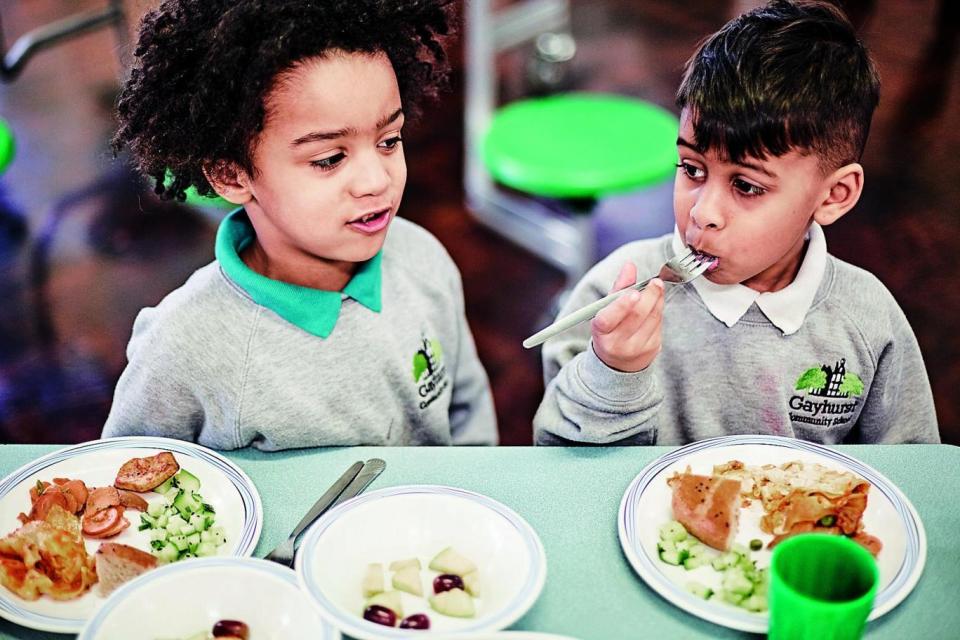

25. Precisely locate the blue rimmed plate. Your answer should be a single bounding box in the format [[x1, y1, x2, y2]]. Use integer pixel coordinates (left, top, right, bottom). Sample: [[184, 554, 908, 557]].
[[618, 435, 926, 633], [0, 436, 262, 633], [295, 485, 547, 640], [78, 557, 338, 640]]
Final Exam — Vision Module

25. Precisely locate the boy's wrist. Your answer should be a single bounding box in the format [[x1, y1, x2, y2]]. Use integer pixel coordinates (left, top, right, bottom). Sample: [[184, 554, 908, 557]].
[[579, 342, 655, 403]]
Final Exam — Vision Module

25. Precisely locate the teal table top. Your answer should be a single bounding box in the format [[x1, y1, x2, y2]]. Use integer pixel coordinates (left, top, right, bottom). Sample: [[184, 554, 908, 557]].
[[0, 444, 957, 639]]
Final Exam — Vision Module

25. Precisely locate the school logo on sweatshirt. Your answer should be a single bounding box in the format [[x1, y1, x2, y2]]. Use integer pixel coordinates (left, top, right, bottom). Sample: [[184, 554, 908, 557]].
[[412, 335, 448, 410], [789, 358, 862, 428]]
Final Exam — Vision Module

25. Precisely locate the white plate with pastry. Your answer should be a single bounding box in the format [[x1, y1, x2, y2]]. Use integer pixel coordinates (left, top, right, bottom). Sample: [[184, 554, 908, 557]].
[[0, 437, 261, 633], [617, 435, 925, 633]]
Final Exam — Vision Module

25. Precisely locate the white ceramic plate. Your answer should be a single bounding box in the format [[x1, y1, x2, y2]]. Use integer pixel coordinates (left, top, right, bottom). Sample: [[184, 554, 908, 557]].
[[0, 437, 262, 633], [78, 557, 339, 640], [618, 435, 926, 633], [296, 485, 547, 639]]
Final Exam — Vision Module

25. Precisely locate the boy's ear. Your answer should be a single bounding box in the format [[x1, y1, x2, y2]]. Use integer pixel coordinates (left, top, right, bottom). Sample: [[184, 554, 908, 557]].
[[202, 161, 254, 205], [813, 162, 864, 227]]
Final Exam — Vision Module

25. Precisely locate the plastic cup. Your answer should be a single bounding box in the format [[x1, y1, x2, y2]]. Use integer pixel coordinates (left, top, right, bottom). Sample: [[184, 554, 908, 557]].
[[769, 533, 879, 640]]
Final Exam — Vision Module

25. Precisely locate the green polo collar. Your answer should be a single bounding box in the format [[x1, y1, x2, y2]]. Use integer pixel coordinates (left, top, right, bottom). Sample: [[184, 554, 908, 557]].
[[215, 208, 382, 338]]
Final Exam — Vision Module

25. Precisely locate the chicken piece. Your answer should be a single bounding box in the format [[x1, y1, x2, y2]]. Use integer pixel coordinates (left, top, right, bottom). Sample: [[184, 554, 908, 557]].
[[114, 452, 179, 492], [0, 521, 97, 601], [117, 490, 149, 512], [52, 478, 89, 514], [17, 489, 69, 526], [668, 472, 742, 551], [82, 506, 130, 539], [85, 486, 122, 514]]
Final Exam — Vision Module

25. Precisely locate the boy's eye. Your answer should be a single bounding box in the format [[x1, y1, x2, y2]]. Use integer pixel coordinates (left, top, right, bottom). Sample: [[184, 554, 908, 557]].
[[311, 153, 345, 171], [378, 136, 403, 150], [732, 177, 766, 197], [676, 161, 705, 180]]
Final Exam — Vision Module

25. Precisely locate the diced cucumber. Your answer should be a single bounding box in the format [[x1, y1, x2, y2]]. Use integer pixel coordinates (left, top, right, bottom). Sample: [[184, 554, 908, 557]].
[[169, 534, 190, 552], [722, 568, 755, 596], [173, 490, 203, 517], [152, 541, 179, 564], [188, 512, 207, 532], [208, 526, 227, 547], [683, 554, 710, 570], [195, 541, 217, 557], [686, 582, 714, 600], [175, 469, 201, 492], [658, 546, 689, 566], [741, 593, 768, 612], [147, 502, 165, 518], [658, 520, 689, 543], [154, 476, 178, 496]]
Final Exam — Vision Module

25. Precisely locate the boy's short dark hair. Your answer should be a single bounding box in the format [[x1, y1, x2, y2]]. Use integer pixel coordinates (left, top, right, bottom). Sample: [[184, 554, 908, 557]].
[[676, 0, 880, 170], [114, 0, 455, 201]]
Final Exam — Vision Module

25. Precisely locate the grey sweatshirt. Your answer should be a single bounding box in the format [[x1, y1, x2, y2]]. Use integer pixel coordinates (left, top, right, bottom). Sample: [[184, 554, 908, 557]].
[[103, 215, 498, 449], [534, 234, 939, 445]]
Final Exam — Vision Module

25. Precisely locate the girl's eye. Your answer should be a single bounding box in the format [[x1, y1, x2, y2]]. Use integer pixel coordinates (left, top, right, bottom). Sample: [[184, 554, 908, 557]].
[[732, 177, 766, 197], [311, 153, 345, 172], [676, 161, 705, 180], [378, 136, 403, 150]]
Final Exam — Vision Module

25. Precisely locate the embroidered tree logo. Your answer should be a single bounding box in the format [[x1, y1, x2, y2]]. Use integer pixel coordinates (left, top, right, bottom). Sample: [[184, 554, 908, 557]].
[[412, 337, 444, 382], [795, 359, 863, 398]]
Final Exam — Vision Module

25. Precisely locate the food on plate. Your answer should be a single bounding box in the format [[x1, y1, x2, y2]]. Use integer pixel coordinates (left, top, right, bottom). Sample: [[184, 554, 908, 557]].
[[429, 588, 475, 618], [399, 613, 431, 629], [140, 469, 226, 563], [362, 562, 384, 597], [18, 478, 88, 524], [361, 548, 480, 627], [428, 546, 477, 576], [713, 460, 882, 555], [666, 471, 741, 551], [158, 619, 250, 640], [389, 557, 421, 572], [94, 542, 158, 597], [0, 521, 97, 601], [115, 451, 180, 492], [392, 564, 424, 596], [433, 573, 465, 594], [657, 520, 768, 612]]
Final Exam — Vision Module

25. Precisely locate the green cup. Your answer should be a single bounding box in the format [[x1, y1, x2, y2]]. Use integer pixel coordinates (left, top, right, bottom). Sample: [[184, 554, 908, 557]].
[[769, 533, 879, 640]]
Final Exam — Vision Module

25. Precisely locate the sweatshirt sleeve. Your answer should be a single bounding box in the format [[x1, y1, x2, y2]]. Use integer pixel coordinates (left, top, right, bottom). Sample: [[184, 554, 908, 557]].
[[101, 306, 206, 443], [533, 255, 662, 445], [849, 304, 940, 444], [446, 265, 499, 445]]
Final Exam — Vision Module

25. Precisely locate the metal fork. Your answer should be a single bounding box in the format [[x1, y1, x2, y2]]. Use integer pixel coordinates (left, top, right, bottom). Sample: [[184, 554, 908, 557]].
[[522, 248, 716, 348]]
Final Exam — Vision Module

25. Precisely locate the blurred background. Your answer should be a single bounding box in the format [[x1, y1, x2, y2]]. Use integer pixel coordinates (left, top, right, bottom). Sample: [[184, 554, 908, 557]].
[[0, 0, 956, 446]]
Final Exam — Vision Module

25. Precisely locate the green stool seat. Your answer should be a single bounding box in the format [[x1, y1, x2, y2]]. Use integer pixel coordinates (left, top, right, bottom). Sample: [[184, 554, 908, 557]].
[[164, 169, 235, 211], [0, 118, 16, 175], [482, 93, 679, 199]]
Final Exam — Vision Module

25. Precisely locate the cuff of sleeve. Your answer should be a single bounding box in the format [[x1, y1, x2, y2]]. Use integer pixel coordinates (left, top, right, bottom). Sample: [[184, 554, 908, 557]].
[[578, 343, 656, 404]]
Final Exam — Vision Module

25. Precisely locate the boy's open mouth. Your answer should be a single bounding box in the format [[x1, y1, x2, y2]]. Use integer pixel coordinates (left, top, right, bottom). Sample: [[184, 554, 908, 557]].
[[692, 249, 720, 272], [347, 208, 390, 234]]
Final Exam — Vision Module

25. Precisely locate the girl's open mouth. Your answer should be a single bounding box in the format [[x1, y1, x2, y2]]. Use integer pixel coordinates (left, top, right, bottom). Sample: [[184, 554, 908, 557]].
[[693, 249, 720, 272], [347, 209, 390, 234]]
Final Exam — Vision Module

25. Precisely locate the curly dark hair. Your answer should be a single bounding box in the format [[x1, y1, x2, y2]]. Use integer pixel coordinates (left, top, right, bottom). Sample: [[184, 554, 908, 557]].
[[114, 0, 457, 201]]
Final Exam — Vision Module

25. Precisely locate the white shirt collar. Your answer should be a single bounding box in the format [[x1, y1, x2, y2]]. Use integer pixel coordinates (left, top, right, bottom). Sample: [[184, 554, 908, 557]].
[[670, 223, 827, 335]]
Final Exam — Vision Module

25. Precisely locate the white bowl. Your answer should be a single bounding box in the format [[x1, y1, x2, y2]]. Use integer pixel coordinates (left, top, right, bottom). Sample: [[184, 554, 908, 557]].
[[78, 557, 339, 640], [296, 485, 547, 640]]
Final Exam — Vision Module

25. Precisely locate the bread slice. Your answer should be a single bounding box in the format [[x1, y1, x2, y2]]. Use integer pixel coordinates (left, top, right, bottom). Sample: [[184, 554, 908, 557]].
[[95, 542, 157, 597], [667, 472, 741, 551]]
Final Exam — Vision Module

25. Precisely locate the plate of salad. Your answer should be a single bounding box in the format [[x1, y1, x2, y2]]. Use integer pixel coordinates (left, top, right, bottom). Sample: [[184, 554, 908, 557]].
[[618, 435, 925, 633], [0, 436, 262, 633]]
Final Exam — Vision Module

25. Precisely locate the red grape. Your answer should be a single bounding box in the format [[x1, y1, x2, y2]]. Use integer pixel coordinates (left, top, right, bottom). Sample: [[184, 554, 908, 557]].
[[363, 604, 398, 627], [212, 620, 249, 639], [399, 613, 431, 629], [433, 573, 465, 594]]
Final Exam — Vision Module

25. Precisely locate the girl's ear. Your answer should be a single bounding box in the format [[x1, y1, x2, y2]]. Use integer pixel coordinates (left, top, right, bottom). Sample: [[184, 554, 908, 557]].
[[203, 161, 254, 205], [813, 162, 864, 227]]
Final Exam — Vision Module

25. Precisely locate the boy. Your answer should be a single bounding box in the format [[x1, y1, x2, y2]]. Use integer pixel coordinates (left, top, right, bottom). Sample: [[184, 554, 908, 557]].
[[103, 0, 498, 449], [534, 0, 939, 445]]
